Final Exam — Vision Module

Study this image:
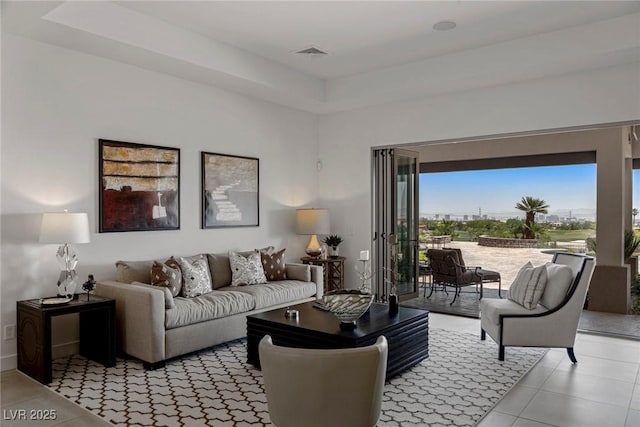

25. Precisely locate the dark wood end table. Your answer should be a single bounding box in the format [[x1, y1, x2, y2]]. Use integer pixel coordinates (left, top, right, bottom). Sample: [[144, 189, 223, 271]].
[[247, 302, 429, 379], [17, 295, 116, 384], [300, 256, 346, 292]]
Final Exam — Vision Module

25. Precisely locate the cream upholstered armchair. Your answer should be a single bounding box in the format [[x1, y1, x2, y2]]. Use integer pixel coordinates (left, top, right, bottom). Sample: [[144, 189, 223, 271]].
[[259, 335, 388, 427], [480, 252, 595, 362]]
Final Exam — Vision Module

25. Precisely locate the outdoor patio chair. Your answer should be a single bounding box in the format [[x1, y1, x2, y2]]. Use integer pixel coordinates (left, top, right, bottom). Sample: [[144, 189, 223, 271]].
[[259, 335, 388, 427], [427, 248, 501, 304], [480, 252, 595, 362]]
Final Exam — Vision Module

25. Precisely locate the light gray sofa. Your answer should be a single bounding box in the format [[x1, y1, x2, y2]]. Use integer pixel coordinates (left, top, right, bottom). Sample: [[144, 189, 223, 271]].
[[95, 252, 324, 369]]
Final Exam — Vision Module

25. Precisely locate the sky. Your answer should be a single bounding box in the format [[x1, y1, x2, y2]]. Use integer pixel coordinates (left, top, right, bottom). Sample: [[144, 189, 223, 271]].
[[420, 164, 605, 219]]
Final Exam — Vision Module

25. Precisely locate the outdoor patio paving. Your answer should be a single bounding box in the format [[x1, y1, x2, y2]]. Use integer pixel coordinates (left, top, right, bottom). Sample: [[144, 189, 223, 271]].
[[435, 240, 553, 289]]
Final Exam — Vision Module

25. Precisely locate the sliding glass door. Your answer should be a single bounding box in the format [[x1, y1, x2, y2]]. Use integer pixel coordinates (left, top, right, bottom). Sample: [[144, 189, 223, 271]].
[[372, 148, 419, 302]]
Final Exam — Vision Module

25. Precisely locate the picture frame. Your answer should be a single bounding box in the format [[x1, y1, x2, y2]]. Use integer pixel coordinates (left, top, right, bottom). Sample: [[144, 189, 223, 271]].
[[99, 139, 180, 232], [201, 152, 259, 228]]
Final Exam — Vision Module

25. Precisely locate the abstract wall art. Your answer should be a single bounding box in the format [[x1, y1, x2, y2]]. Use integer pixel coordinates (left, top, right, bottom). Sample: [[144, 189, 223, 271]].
[[201, 152, 259, 228], [99, 139, 180, 232]]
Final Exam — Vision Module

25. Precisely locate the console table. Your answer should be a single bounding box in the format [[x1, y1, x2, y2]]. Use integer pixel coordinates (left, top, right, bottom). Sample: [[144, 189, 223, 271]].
[[301, 256, 345, 293], [17, 295, 116, 384]]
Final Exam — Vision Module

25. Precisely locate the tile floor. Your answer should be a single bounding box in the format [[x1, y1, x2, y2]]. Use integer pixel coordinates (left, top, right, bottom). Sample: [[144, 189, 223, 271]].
[[1, 313, 638, 427]]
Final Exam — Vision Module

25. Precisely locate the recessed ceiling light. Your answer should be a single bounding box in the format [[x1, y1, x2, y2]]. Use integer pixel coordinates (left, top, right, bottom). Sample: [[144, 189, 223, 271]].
[[295, 46, 328, 56], [433, 21, 456, 31]]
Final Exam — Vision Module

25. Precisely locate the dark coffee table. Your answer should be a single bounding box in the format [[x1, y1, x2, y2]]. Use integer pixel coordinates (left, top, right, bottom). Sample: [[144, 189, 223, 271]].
[[246, 302, 429, 379]]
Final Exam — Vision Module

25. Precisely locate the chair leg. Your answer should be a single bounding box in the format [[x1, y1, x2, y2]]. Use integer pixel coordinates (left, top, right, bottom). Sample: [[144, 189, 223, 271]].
[[498, 278, 502, 298], [566, 347, 578, 364], [480, 329, 486, 340], [450, 287, 460, 305], [499, 345, 505, 361]]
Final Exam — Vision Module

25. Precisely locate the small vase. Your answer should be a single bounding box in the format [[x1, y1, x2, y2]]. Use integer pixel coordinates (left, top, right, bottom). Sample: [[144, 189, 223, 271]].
[[328, 246, 339, 258], [389, 294, 399, 315]]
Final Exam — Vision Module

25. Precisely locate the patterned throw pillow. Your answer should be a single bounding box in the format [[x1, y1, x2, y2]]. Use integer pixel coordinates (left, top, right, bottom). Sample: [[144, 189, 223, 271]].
[[508, 262, 548, 309], [229, 251, 267, 286], [150, 257, 182, 297], [179, 256, 213, 298], [261, 248, 287, 281]]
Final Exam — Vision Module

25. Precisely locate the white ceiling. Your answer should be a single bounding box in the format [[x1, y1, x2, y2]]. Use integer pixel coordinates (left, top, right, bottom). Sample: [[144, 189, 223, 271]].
[[3, 1, 640, 113]]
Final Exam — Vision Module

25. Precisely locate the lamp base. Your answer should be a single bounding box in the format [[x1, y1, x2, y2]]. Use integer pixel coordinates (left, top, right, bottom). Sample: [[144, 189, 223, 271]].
[[305, 234, 323, 258], [305, 248, 323, 258], [57, 270, 78, 298]]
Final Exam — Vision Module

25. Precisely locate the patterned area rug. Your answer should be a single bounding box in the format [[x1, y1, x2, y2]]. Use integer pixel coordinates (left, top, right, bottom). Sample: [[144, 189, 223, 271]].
[[48, 329, 545, 427]]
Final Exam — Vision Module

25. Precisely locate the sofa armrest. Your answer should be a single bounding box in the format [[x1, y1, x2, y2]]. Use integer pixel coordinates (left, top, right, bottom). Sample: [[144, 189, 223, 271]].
[[285, 263, 324, 298], [309, 265, 324, 298], [95, 281, 166, 363]]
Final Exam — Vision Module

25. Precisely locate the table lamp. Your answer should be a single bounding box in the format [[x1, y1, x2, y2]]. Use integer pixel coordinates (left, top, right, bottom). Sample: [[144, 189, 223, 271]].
[[295, 208, 330, 257], [40, 211, 91, 297]]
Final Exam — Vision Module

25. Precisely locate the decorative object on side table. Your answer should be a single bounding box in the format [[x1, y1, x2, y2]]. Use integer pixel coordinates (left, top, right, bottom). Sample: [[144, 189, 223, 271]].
[[39, 211, 91, 297], [355, 250, 374, 293], [82, 274, 96, 301], [322, 234, 343, 257], [321, 290, 374, 330], [295, 208, 330, 257]]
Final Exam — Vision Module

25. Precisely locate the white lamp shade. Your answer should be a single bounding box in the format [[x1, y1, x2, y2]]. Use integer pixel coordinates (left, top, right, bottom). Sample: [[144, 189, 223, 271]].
[[40, 212, 91, 244], [295, 209, 330, 235]]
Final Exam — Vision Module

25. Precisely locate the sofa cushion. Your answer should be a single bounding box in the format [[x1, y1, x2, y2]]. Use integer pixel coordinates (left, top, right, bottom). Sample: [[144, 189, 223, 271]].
[[480, 298, 547, 326], [165, 290, 255, 329], [286, 264, 311, 282], [116, 260, 154, 284], [179, 255, 213, 298], [218, 280, 316, 309], [540, 262, 574, 310], [261, 248, 287, 281], [229, 251, 267, 286], [150, 258, 182, 297], [508, 262, 548, 309]]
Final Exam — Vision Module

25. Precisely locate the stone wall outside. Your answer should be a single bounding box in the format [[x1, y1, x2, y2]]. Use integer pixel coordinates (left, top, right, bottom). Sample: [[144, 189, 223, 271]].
[[478, 235, 538, 248]]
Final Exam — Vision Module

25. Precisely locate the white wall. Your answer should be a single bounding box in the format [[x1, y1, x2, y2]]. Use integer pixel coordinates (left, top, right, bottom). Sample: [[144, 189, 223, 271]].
[[0, 35, 319, 369], [317, 62, 640, 287]]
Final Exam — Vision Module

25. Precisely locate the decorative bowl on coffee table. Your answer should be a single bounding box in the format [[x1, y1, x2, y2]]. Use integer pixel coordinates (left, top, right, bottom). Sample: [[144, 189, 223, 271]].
[[321, 290, 374, 329]]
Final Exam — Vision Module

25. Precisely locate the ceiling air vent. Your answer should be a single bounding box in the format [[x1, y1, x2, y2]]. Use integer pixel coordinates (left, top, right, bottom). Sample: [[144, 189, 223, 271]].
[[295, 46, 328, 56]]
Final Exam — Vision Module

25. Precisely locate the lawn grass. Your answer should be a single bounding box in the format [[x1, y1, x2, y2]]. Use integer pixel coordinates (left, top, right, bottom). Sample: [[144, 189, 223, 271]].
[[545, 229, 595, 241]]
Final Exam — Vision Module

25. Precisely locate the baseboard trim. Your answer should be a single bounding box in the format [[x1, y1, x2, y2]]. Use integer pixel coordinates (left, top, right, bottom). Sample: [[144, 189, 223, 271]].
[[52, 340, 79, 359], [1, 354, 17, 371], [1, 340, 79, 372]]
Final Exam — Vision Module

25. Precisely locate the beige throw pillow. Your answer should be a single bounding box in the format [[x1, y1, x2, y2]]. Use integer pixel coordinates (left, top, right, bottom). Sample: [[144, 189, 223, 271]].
[[286, 264, 311, 282], [179, 255, 213, 298], [540, 262, 574, 309], [508, 262, 548, 309], [229, 251, 267, 286]]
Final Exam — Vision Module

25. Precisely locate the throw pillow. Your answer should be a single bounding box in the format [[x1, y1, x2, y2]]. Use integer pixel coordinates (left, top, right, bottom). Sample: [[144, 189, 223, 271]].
[[229, 251, 267, 286], [540, 262, 574, 309], [150, 257, 182, 297], [508, 262, 548, 310], [261, 248, 287, 281], [115, 260, 154, 284], [179, 255, 213, 298], [286, 264, 311, 282]]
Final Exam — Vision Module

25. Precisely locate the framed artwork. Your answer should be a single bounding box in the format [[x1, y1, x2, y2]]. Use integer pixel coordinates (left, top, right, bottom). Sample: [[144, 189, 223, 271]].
[[99, 139, 180, 232], [201, 152, 259, 228]]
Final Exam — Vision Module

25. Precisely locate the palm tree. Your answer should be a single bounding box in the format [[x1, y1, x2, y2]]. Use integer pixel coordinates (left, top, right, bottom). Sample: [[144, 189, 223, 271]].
[[633, 208, 638, 228], [515, 196, 549, 239]]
